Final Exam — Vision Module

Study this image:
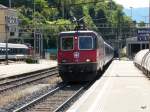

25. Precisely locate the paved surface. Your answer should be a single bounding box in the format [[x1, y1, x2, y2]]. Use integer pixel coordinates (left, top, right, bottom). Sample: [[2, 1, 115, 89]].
[[0, 59, 57, 79], [67, 60, 150, 112]]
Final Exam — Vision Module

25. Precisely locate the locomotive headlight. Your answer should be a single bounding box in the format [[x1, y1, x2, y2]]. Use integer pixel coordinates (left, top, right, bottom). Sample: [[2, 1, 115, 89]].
[[74, 36, 78, 40], [86, 59, 91, 62]]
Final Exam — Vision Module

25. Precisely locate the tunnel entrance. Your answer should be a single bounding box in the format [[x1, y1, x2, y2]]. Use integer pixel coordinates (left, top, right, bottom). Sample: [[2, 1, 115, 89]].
[[131, 44, 140, 57]]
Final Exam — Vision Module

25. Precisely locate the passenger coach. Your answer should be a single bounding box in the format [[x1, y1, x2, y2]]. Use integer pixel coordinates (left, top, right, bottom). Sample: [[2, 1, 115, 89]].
[[0, 43, 30, 60]]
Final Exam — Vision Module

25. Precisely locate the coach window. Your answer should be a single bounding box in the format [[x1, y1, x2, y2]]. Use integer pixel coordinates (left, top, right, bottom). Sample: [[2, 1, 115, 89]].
[[7, 49, 10, 54], [22, 49, 26, 54], [18, 49, 21, 54], [0, 48, 2, 55], [2, 49, 5, 55], [79, 36, 93, 50], [11, 48, 14, 55], [18, 48, 22, 54], [10, 48, 13, 55], [14, 48, 17, 54], [24, 49, 27, 54], [61, 37, 73, 50]]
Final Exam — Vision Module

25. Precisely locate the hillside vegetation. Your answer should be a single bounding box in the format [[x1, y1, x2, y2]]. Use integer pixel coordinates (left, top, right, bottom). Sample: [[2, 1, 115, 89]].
[[0, 0, 133, 48]]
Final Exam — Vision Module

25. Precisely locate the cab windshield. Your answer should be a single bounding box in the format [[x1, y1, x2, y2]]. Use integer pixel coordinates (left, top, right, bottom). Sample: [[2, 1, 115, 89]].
[[79, 36, 93, 50], [61, 37, 73, 50]]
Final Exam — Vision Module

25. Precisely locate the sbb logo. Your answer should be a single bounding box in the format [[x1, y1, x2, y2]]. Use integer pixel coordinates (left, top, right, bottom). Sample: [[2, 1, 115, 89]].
[[73, 52, 79, 58]]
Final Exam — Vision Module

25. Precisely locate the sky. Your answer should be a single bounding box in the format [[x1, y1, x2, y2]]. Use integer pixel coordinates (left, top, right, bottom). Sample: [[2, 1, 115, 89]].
[[114, 0, 149, 8]]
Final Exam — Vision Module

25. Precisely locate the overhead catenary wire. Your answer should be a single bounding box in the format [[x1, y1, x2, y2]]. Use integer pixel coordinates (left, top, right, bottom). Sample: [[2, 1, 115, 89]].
[[48, 0, 106, 8]]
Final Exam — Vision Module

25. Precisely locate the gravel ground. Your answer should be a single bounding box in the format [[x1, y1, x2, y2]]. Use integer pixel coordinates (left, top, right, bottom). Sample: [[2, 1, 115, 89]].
[[5, 84, 56, 111], [0, 75, 62, 111]]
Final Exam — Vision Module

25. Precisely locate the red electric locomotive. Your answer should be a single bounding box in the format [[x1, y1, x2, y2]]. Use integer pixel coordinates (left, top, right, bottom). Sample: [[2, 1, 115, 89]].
[[57, 30, 114, 82]]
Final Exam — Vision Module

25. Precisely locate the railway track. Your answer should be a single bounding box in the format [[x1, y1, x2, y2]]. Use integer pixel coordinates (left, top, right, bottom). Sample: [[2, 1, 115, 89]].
[[13, 82, 89, 112], [0, 67, 58, 93]]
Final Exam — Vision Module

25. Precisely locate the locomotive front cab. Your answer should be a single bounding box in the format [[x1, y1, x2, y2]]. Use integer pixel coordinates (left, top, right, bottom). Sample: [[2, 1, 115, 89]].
[[58, 31, 98, 81], [58, 31, 97, 63]]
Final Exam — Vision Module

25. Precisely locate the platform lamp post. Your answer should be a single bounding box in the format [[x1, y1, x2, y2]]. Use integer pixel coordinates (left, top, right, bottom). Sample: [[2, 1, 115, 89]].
[[5, 0, 12, 65], [130, 7, 133, 18], [5, 16, 9, 65], [130, 7, 133, 37], [9, 0, 11, 8], [33, 0, 36, 59]]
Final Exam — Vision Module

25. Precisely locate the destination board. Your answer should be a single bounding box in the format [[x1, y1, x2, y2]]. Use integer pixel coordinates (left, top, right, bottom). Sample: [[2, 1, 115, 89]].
[[137, 28, 150, 41]]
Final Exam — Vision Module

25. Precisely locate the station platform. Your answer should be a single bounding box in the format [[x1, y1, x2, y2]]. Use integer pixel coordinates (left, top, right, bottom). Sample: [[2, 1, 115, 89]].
[[0, 59, 57, 79], [67, 60, 150, 112]]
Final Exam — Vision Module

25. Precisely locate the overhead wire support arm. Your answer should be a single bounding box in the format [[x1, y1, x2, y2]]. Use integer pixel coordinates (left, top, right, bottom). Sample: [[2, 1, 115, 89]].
[[72, 16, 86, 31]]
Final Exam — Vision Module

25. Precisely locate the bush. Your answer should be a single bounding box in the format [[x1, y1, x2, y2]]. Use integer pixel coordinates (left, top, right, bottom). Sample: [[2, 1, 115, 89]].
[[50, 54, 57, 60], [26, 58, 38, 64]]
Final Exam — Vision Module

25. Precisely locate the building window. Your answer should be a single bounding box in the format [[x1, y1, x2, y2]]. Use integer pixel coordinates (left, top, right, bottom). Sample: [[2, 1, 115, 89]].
[[10, 32, 15, 36]]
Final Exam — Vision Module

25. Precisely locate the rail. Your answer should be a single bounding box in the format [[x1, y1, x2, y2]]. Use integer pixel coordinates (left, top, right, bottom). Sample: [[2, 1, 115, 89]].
[[54, 86, 84, 112], [13, 84, 66, 112], [0, 67, 58, 93], [54, 80, 96, 112]]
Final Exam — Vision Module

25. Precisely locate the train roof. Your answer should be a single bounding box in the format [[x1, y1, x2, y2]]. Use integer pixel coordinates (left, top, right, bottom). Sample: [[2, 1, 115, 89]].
[[104, 42, 114, 50], [60, 30, 97, 34], [0, 43, 28, 49]]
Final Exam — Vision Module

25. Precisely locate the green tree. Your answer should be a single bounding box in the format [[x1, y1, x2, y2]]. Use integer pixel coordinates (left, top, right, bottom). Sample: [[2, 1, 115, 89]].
[[138, 21, 145, 27], [0, 0, 135, 48]]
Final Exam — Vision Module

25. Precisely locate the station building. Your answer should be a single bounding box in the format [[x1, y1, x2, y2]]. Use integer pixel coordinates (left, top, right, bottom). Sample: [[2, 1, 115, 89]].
[[126, 37, 149, 60], [126, 28, 150, 59], [0, 4, 18, 42]]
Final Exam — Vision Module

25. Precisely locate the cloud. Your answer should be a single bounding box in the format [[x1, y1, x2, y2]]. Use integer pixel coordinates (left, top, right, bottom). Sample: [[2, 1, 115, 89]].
[[113, 0, 149, 8]]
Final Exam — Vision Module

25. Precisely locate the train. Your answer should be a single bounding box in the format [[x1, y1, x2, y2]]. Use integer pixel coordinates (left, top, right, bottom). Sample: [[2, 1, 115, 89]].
[[134, 49, 150, 77], [0, 43, 32, 60], [57, 30, 114, 82]]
